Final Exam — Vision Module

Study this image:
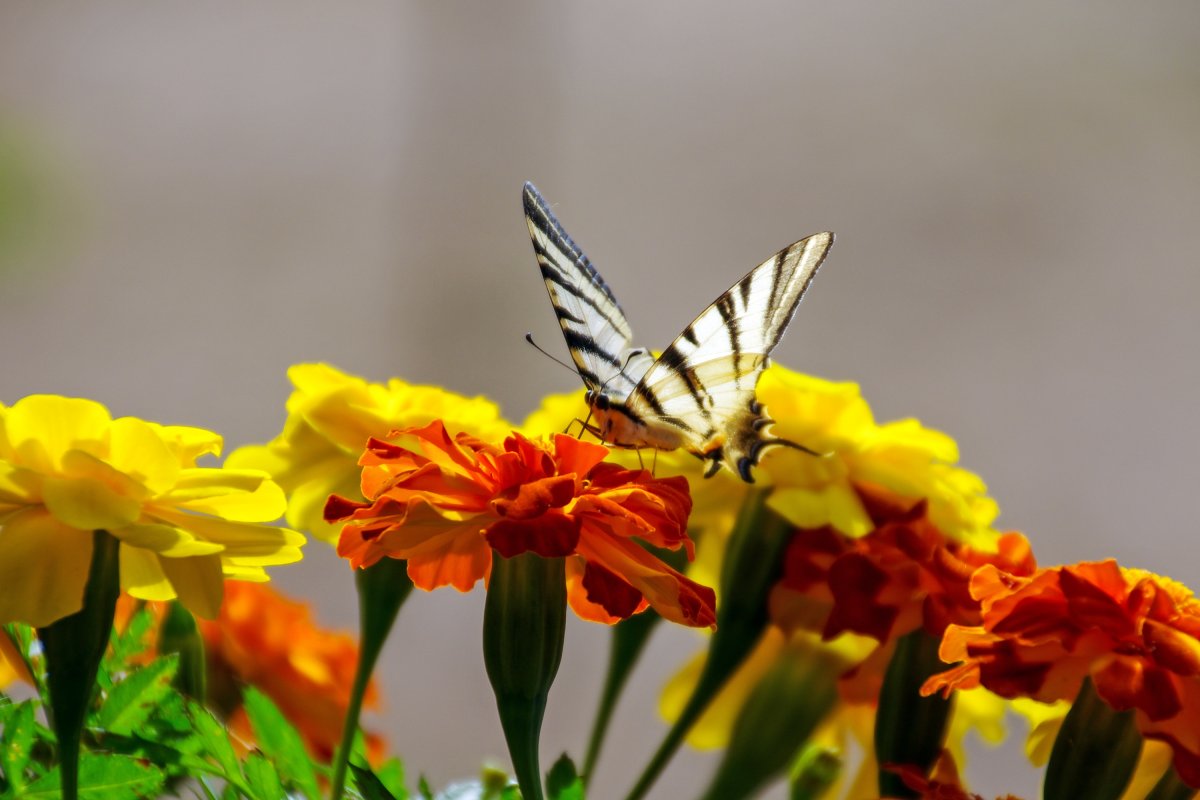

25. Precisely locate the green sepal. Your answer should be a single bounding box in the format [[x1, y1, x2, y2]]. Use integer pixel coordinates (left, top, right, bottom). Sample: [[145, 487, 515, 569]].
[[483, 552, 568, 800], [698, 638, 844, 800], [624, 489, 793, 800], [789, 743, 842, 800], [349, 761, 403, 800], [331, 557, 415, 800], [1044, 677, 1142, 800], [37, 529, 121, 800], [158, 600, 207, 701], [874, 629, 954, 798]]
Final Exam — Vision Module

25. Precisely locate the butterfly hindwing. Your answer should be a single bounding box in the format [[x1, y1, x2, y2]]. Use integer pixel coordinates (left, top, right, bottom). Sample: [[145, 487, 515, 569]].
[[523, 182, 654, 397], [624, 233, 834, 479]]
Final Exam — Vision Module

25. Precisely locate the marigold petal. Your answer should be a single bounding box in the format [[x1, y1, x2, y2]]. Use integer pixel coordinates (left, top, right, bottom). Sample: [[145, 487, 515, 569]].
[[167, 469, 288, 522], [490, 474, 576, 520], [148, 508, 305, 566], [113, 522, 224, 558], [159, 552, 225, 619], [485, 513, 580, 559], [107, 417, 181, 495], [120, 544, 177, 601], [3, 395, 111, 473], [576, 532, 715, 628], [0, 508, 92, 626], [578, 559, 646, 620]]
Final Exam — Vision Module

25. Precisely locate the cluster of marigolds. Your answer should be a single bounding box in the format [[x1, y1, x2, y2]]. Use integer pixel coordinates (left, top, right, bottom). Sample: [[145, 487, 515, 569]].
[[2, 362, 1199, 800]]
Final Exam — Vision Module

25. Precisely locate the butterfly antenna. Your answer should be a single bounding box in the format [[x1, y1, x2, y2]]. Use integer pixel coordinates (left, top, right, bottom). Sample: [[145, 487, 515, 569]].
[[598, 348, 648, 394], [525, 333, 583, 377]]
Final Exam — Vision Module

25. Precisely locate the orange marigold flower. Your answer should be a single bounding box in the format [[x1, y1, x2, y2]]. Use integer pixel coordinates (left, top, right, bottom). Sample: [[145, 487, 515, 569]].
[[924, 560, 1200, 788], [198, 581, 385, 764], [326, 420, 714, 628]]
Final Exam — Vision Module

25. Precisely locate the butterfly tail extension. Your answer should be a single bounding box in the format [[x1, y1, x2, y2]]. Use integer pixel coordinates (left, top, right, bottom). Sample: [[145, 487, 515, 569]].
[[696, 399, 822, 482]]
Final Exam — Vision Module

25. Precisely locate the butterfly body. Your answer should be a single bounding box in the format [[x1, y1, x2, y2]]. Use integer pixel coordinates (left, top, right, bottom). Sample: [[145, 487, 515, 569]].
[[523, 182, 833, 483]]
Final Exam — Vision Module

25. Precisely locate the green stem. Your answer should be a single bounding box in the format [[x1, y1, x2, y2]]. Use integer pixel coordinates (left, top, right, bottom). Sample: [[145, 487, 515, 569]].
[[1146, 764, 1198, 800], [623, 490, 792, 800], [38, 529, 121, 800], [330, 558, 414, 800], [1044, 677, 1142, 800], [582, 545, 685, 784]]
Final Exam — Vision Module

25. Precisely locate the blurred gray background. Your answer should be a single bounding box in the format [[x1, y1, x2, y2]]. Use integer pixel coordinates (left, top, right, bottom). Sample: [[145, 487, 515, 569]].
[[2, 3, 1198, 798]]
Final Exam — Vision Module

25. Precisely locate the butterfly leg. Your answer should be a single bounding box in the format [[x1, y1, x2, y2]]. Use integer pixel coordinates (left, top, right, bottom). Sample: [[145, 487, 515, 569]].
[[636, 449, 645, 470], [652, 448, 658, 476]]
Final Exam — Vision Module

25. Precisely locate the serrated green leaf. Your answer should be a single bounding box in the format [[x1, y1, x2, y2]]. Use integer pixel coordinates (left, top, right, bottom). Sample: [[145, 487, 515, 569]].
[[21, 753, 164, 799], [187, 700, 242, 781], [349, 762, 400, 800], [545, 754, 582, 800], [241, 687, 320, 800], [242, 751, 285, 800], [95, 654, 179, 735], [0, 700, 36, 793]]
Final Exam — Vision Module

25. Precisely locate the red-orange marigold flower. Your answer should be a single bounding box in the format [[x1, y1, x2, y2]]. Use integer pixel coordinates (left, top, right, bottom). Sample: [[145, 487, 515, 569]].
[[886, 750, 1024, 800], [768, 488, 1035, 703], [325, 420, 714, 628], [923, 560, 1200, 788], [770, 489, 1035, 645]]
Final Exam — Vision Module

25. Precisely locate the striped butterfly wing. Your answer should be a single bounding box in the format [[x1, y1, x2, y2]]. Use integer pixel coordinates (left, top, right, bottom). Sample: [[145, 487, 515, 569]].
[[624, 232, 835, 481], [523, 182, 655, 395]]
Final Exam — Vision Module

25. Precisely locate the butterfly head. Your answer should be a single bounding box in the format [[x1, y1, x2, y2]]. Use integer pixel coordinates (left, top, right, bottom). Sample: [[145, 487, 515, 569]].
[[586, 389, 612, 412]]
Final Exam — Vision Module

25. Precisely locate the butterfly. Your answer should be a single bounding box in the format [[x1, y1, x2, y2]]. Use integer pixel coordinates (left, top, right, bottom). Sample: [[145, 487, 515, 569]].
[[522, 182, 834, 483]]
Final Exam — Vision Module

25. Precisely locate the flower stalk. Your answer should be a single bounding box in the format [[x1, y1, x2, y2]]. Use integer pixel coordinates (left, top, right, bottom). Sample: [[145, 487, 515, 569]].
[[330, 557, 415, 800], [483, 551, 568, 800], [623, 489, 791, 800], [37, 529, 121, 800]]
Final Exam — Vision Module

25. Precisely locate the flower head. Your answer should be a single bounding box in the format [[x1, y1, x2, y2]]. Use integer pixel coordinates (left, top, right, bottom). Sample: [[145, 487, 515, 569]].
[[924, 560, 1200, 787], [198, 581, 385, 763], [326, 420, 714, 628], [769, 488, 1036, 648], [228, 363, 512, 543], [0, 395, 303, 626]]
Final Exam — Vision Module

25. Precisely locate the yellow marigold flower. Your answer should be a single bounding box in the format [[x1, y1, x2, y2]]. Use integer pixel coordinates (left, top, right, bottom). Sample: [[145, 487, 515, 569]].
[[227, 363, 513, 543], [0, 395, 303, 626]]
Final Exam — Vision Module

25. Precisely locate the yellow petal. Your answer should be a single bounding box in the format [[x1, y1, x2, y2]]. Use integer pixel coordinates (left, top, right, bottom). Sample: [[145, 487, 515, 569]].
[[0, 462, 40, 506], [149, 508, 305, 565], [167, 469, 287, 522], [159, 553, 225, 619], [0, 508, 93, 626], [4, 395, 112, 473], [107, 417, 180, 495], [113, 522, 224, 558], [41, 473, 142, 531], [153, 423, 223, 464], [120, 545, 177, 601]]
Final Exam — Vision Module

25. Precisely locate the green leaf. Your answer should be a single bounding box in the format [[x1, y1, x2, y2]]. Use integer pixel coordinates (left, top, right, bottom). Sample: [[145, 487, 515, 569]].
[[545, 755, 583, 800], [417, 775, 435, 800], [21, 753, 164, 799], [95, 655, 179, 735], [2, 623, 42, 691], [100, 605, 155, 688], [349, 762, 400, 800], [187, 700, 242, 782], [242, 752, 285, 800], [373, 758, 409, 800], [0, 700, 36, 792], [241, 687, 320, 800]]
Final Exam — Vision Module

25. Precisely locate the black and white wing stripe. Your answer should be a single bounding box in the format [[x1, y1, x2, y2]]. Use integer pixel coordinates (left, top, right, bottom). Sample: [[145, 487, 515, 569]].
[[625, 232, 834, 479], [523, 182, 654, 396]]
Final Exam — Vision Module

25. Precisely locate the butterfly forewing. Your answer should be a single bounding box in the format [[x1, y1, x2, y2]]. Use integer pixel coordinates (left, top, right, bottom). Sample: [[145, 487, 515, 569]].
[[523, 182, 654, 396], [623, 232, 834, 477]]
